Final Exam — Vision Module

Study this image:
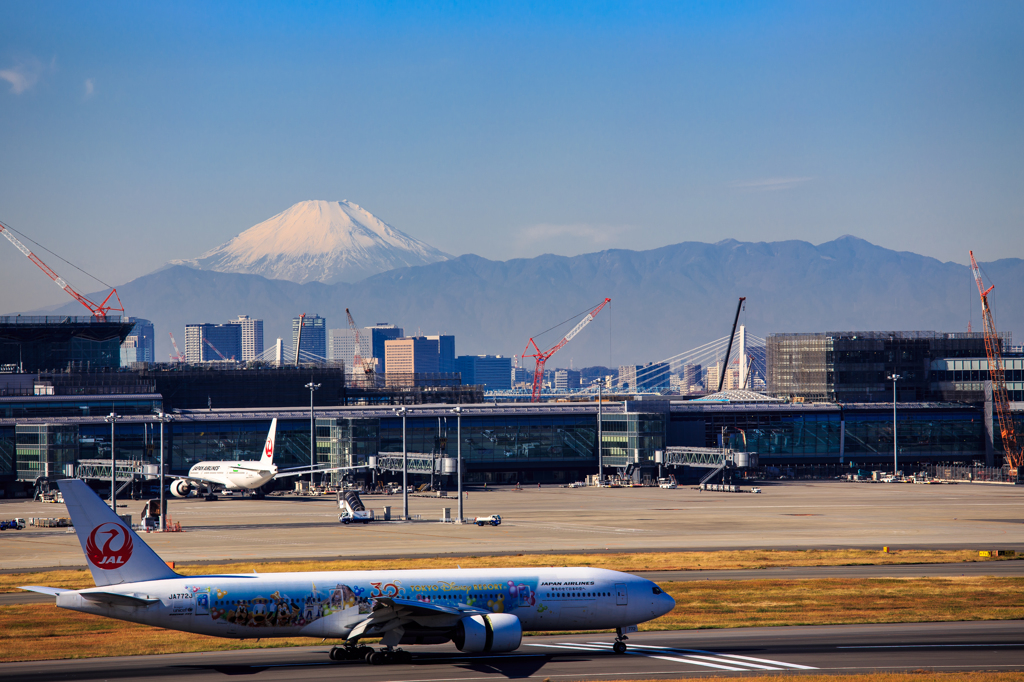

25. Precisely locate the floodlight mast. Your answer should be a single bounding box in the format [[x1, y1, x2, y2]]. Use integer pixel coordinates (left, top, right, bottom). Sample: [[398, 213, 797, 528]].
[[0, 221, 124, 319]]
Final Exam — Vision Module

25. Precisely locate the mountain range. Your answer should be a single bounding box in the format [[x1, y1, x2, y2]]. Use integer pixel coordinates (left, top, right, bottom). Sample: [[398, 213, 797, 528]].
[[35, 236, 1024, 368]]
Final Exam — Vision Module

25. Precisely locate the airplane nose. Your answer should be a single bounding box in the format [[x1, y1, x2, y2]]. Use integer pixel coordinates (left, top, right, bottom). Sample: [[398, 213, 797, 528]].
[[661, 591, 676, 616]]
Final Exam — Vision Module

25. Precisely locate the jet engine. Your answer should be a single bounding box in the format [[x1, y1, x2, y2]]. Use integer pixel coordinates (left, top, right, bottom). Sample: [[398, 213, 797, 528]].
[[170, 479, 193, 498], [452, 613, 522, 653]]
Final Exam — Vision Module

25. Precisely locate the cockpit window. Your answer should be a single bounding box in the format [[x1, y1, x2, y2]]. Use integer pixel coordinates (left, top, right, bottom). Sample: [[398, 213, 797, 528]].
[[652, 586, 662, 595]]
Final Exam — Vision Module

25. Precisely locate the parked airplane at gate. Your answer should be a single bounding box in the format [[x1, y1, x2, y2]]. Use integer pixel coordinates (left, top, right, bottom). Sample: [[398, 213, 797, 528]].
[[168, 419, 363, 500], [22, 480, 675, 665]]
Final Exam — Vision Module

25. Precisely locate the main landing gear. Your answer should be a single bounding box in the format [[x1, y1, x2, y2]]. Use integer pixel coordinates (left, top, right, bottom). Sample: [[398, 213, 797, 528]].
[[612, 627, 630, 654], [328, 644, 411, 665]]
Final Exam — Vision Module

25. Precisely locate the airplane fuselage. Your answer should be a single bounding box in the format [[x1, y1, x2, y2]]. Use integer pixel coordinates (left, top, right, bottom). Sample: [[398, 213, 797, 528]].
[[185, 461, 277, 491], [55, 567, 672, 640]]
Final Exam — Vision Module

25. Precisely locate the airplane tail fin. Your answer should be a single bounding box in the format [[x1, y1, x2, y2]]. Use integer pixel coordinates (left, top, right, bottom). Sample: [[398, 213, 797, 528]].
[[260, 418, 278, 466], [57, 479, 179, 587]]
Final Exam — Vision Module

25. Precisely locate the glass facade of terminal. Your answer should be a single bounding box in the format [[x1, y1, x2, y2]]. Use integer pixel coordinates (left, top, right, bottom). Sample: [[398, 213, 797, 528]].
[[600, 413, 666, 468]]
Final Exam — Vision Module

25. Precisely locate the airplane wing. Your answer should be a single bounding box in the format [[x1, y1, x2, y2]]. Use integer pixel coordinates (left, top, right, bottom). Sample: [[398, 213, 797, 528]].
[[275, 465, 368, 478], [347, 596, 487, 640], [20, 586, 70, 596]]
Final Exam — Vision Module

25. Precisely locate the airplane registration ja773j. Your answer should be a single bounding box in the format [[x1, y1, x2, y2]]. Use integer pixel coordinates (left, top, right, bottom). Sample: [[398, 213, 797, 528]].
[[22, 480, 676, 665]]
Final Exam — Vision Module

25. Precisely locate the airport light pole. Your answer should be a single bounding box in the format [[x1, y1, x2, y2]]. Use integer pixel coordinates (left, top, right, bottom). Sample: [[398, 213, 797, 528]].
[[395, 406, 408, 520], [888, 373, 902, 477], [104, 412, 118, 510], [451, 406, 463, 523], [595, 379, 603, 486], [155, 412, 174, 531], [305, 381, 321, 490]]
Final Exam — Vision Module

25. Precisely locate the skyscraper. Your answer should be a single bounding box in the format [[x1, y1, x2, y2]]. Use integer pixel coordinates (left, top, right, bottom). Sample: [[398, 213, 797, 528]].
[[292, 315, 327, 362], [328, 328, 372, 370], [120, 317, 155, 366], [231, 315, 263, 362], [184, 323, 242, 362], [456, 355, 512, 390], [366, 324, 403, 373], [425, 334, 455, 373]]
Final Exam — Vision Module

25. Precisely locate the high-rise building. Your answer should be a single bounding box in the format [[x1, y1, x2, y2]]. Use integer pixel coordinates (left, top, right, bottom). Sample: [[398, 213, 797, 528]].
[[328, 328, 372, 370], [120, 317, 155, 366], [554, 369, 581, 391], [705, 361, 723, 393], [366, 324, 403, 373], [457, 355, 512, 390], [292, 315, 327, 362], [425, 335, 456, 373], [682, 363, 702, 391], [618, 365, 637, 391], [230, 316, 263, 362], [384, 337, 440, 375], [185, 323, 242, 363]]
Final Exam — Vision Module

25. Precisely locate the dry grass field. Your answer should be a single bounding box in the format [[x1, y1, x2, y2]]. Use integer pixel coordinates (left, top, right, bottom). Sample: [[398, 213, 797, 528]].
[[606, 675, 1024, 682], [3, 576, 1022, 663], [0, 548, 1010, 594]]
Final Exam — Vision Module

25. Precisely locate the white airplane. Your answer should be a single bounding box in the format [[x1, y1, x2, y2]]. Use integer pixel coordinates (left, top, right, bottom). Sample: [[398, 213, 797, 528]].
[[169, 419, 362, 500], [22, 480, 675, 665]]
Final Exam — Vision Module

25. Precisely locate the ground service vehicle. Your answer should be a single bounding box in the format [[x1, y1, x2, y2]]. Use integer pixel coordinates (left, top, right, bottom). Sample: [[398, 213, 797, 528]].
[[339, 490, 374, 524], [22, 480, 674, 664], [474, 514, 501, 526]]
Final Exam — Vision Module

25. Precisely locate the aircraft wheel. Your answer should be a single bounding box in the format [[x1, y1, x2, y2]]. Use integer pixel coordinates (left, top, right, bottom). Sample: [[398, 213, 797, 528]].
[[369, 651, 388, 665], [357, 646, 373, 659], [341, 517, 350, 524], [328, 647, 342, 661], [395, 649, 412, 664], [612, 641, 627, 654], [205, 494, 218, 501]]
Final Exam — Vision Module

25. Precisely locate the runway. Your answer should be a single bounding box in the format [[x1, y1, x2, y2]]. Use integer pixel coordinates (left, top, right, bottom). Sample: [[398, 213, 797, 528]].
[[2, 620, 1021, 680]]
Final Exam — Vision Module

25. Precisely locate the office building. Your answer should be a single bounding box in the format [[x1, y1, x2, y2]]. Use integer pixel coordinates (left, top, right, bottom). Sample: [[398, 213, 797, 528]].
[[328, 328, 372, 370], [231, 316, 263, 362], [426, 335, 456, 373], [554, 369, 581, 391], [185, 323, 242, 363], [120, 317, 155, 366], [366, 324, 404, 373], [292, 315, 327, 362], [385, 337, 440, 375], [767, 331, 1007, 403], [457, 355, 512, 390], [0, 316, 135, 373]]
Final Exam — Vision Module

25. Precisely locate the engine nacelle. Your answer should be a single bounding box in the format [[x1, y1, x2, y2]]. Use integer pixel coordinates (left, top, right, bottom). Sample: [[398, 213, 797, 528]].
[[453, 613, 522, 653], [170, 479, 193, 498]]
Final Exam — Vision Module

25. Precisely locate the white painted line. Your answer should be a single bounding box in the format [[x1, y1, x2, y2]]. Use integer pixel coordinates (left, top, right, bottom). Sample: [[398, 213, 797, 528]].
[[622, 643, 818, 670], [838, 644, 1021, 649], [680, 654, 783, 670]]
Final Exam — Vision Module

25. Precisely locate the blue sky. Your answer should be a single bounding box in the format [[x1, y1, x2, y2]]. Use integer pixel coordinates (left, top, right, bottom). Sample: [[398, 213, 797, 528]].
[[1, 1, 1022, 313]]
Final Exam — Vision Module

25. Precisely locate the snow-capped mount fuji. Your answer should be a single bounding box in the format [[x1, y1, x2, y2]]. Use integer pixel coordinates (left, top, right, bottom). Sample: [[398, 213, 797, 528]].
[[172, 200, 451, 284]]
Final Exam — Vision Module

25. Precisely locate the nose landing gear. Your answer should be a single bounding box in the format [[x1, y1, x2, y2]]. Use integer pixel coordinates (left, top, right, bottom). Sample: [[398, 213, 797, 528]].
[[613, 626, 630, 654]]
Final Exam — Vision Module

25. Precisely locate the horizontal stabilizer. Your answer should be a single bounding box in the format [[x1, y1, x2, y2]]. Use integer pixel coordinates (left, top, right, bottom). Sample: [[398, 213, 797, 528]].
[[19, 586, 70, 596], [81, 591, 160, 606]]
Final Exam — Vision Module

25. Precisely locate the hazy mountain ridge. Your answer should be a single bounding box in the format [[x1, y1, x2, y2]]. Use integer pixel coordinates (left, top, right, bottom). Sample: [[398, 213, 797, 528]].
[[33, 237, 1024, 367]]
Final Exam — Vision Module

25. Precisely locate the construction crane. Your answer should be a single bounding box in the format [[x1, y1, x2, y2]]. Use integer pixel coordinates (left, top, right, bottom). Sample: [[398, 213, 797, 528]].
[[345, 308, 375, 375], [0, 221, 124, 319], [969, 251, 1022, 474], [523, 298, 611, 402], [295, 313, 306, 367], [203, 337, 230, 361], [717, 297, 746, 393], [168, 333, 184, 362]]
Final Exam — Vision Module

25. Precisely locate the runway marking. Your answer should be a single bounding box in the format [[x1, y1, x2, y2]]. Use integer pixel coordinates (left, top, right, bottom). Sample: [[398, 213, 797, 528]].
[[528, 642, 749, 671], [838, 644, 1022, 649], [593, 642, 817, 670]]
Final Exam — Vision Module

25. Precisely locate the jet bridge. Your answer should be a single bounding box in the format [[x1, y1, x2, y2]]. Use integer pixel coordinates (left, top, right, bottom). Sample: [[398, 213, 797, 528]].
[[74, 459, 160, 500], [659, 447, 757, 487]]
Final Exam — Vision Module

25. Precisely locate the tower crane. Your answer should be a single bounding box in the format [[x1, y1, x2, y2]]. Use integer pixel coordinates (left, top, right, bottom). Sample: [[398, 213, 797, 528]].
[[203, 337, 231, 361], [168, 333, 185, 362], [0, 221, 123, 319], [523, 298, 611, 402], [345, 308, 375, 375], [969, 250, 1022, 474]]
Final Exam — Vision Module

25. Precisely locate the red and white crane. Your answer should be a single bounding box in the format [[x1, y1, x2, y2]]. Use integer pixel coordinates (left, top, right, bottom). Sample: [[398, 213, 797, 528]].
[[168, 333, 185, 362], [0, 221, 123, 319], [523, 298, 611, 402], [969, 251, 1022, 474]]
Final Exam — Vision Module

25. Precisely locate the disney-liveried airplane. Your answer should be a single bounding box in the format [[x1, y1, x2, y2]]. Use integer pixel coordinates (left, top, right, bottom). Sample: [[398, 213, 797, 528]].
[[169, 419, 364, 500], [22, 480, 676, 665]]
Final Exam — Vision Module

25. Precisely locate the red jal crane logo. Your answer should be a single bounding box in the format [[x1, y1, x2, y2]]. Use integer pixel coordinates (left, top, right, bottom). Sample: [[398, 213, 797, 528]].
[[85, 522, 134, 570], [265, 439, 274, 457]]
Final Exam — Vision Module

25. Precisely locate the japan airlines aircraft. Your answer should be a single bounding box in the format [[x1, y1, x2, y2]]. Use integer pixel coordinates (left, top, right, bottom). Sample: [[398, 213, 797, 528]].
[[22, 480, 675, 665], [169, 419, 360, 499]]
